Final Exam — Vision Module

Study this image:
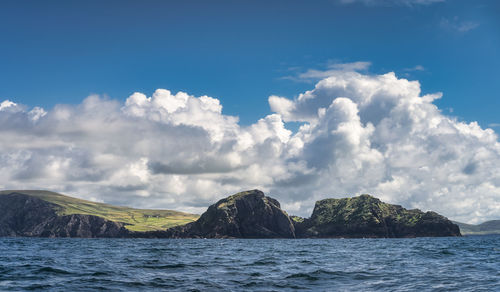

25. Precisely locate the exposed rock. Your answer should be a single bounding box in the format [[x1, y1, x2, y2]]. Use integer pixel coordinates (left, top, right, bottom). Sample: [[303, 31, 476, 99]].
[[0, 192, 129, 238], [38, 214, 128, 238], [0, 190, 461, 238], [165, 190, 296, 238], [294, 194, 461, 238]]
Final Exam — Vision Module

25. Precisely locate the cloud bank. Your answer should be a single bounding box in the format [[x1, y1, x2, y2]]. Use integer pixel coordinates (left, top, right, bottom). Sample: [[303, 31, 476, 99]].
[[1, 71, 499, 223]]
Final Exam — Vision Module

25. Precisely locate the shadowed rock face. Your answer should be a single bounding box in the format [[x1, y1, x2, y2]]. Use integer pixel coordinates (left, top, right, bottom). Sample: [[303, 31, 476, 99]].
[[165, 190, 296, 238], [0, 190, 460, 238], [0, 193, 129, 238], [294, 194, 460, 238]]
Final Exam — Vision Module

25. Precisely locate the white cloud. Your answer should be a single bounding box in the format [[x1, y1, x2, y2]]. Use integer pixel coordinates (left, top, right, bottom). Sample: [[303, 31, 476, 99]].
[[285, 61, 371, 82], [269, 71, 500, 224], [403, 65, 425, 72], [0, 90, 291, 213], [0, 100, 22, 112], [328, 61, 372, 72], [441, 17, 480, 33], [1, 72, 499, 224]]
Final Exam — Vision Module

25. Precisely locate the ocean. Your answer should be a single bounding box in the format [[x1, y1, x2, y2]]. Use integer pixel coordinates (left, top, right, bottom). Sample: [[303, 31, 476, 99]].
[[0, 236, 498, 291]]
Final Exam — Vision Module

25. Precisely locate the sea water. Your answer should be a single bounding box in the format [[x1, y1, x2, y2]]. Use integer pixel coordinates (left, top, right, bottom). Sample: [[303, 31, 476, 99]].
[[0, 236, 499, 291]]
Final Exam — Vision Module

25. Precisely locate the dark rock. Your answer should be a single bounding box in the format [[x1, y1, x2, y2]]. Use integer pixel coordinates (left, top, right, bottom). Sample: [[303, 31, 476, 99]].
[[294, 194, 461, 238], [0, 192, 129, 238], [38, 214, 128, 238], [0, 190, 461, 238], [165, 190, 296, 238]]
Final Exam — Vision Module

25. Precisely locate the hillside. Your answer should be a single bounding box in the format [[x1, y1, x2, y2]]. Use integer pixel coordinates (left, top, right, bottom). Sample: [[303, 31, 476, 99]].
[[165, 191, 459, 238], [165, 190, 296, 238], [0, 190, 198, 232], [293, 194, 460, 238], [453, 220, 500, 235], [0, 189, 460, 238]]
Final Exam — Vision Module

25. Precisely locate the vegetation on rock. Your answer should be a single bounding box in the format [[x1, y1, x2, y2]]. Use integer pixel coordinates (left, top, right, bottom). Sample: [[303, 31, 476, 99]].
[[0, 193, 128, 237], [166, 190, 296, 238], [0, 189, 461, 238], [294, 194, 460, 238], [0, 190, 198, 232]]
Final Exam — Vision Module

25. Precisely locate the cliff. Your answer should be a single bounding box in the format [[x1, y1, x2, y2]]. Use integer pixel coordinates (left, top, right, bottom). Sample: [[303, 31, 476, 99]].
[[294, 194, 460, 238], [0, 192, 129, 237], [165, 190, 296, 238], [0, 190, 461, 238], [0, 190, 198, 232]]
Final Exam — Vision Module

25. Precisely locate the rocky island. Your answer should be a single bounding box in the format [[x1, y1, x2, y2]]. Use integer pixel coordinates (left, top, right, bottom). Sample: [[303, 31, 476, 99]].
[[0, 189, 460, 238], [293, 194, 460, 238]]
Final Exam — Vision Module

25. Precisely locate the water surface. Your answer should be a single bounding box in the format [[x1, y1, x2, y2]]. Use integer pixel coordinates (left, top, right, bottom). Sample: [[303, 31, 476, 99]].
[[0, 236, 499, 291]]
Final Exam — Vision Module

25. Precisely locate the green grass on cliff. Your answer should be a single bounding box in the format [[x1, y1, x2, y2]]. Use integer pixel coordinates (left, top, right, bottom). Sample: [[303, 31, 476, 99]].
[[217, 190, 260, 209], [311, 194, 423, 226], [0, 190, 199, 232], [290, 216, 304, 223]]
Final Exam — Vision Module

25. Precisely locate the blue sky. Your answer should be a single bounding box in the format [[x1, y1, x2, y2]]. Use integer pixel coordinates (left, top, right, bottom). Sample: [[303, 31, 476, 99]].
[[1, 0, 498, 126], [1, 0, 500, 222]]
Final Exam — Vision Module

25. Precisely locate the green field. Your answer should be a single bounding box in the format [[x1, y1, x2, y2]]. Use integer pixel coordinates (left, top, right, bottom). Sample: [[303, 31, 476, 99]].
[[0, 190, 199, 232]]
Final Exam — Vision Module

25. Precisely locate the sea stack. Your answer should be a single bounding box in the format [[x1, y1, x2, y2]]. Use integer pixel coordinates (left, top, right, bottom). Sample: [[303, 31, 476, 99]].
[[294, 194, 461, 238], [166, 190, 296, 238]]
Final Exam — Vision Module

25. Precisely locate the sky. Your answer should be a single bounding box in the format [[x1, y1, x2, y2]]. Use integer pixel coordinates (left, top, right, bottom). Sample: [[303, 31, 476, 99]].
[[0, 0, 499, 223]]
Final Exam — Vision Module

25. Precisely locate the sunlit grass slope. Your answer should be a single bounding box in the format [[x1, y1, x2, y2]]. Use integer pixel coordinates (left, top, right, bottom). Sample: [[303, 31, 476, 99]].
[[0, 190, 199, 232]]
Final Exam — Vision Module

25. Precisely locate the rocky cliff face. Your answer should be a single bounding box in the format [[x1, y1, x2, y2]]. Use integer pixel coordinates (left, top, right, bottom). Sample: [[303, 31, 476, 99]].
[[166, 190, 296, 238], [294, 194, 460, 238], [0, 190, 461, 238], [0, 192, 129, 238]]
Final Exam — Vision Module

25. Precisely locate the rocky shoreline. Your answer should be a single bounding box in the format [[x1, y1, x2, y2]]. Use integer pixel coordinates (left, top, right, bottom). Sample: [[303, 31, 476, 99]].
[[0, 190, 460, 238]]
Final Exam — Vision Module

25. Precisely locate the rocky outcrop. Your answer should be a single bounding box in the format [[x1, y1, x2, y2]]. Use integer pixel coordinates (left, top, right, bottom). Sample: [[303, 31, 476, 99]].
[[294, 194, 460, 238], [38, 214, 128, 238], [165, 190, 296, 238], [0, 190, 461, 238], [0, 192, 129, 238]]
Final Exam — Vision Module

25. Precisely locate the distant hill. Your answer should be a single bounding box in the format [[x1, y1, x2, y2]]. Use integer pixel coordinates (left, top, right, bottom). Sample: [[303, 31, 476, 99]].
[[0, 190, 199, 232], [453, 220, 500, 235]]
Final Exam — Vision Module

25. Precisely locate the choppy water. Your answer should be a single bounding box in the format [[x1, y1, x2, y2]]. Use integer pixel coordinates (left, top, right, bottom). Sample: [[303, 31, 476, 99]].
[[0, 236, 499, 291]]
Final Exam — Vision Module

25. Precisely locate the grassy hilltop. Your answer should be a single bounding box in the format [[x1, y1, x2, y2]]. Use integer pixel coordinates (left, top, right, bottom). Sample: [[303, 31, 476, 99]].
[[0, 190, 199, 232]]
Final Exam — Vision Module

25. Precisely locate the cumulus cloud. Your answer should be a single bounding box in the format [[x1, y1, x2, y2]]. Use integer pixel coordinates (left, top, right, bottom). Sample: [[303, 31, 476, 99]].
[[269, 71, 500, 223], [1, 72, 499, 223], [0, 90, 292, 213]]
